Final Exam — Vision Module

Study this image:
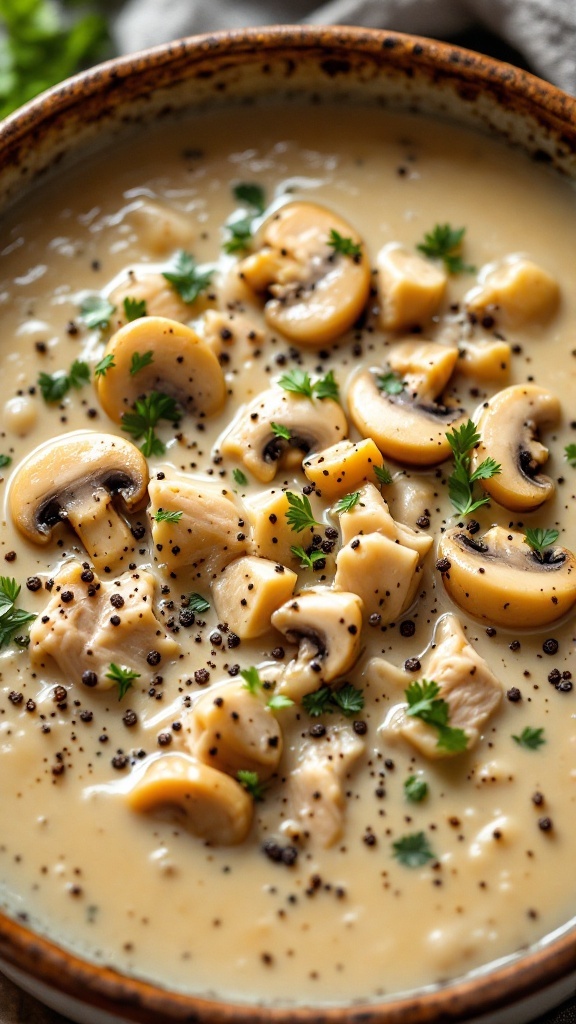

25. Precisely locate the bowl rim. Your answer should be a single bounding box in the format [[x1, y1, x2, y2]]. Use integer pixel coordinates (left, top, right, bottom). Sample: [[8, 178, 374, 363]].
[[1, 23, 576, 1024]]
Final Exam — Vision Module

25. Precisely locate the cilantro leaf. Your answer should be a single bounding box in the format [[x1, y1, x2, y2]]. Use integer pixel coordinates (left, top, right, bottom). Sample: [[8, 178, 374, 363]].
[[94, 353, 115, 378], [232, 182, 266, 215], [267, 694, 295, 711], [334, 491, 360, 514], [223, 216, 253, 254], [120, 391, 181, 458], [313, 370, 339, 401], [290, 545, 325, 570], [130, 350, 154, 376], [152, 508, 183, 524], [240, 666, 262, 694], [38, 359, 90, 403], [105, 663, 140, 701], [446, 418, 501, 517], [285, 491, 321, 533], [162, 251, 213, 304], [524, 527, 560, 562], [564, 443, 576, 466], [393, 832, 435, 868], [232, 468, 248, 487], [301, 686, 333, 717], [123, 297, 147, 322], [512, 726, 546, 750], [237, 769, 267, 801], [68, 360, 90, 389], [417, 224, 475, 274], [331, 682, 364, 717], [0, 577, 35, 649], [187, 593, 210, 613], [405, 679, 468, 754], [278, 369, 314, 399], [80, 295, 116, 330], [377, 371, 405, 396], [373, 464, 393, 486], [327, 229, 362, 259], [404, 775, 428, 803]]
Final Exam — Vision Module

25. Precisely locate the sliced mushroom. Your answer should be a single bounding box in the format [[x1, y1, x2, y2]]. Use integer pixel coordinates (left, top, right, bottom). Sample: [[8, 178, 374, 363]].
[[10, 431, 148, 573], [185, 679, 283, 780], [126, 753, 253, 846], [376, 242, 447, 331], [220, 387, 347, 483], [471, 384, 560, 511], [347, 342, 466, 466], [96, 316, 226, 423], [271, 588, 363, 700], [30, 560, 178, 686], [239, 201, 371, 346], [148, 475, 248, 579], [438, 524, 576, 628], [465, 255, 560, 328]]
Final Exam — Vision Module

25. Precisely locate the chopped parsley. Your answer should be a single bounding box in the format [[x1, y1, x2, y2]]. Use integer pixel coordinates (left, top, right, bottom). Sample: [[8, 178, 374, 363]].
[[237, 769, 267, 801], [285, 491, 321, 533], [405, 679, 468, 753], [0, 577, 35, 649], [270, 422, 292, 441], [123, 297, 147, 322], [0, 455, 11, 469], [564, 443, 576, 466], [129, 350, 154, 376], [512, 726, 546, 750], [446, 419, 501, 517], [416, 223, 475, 274], [404, 775, 429, 802], [393, 831, 435, 867], [120, 391, 181, 458], [334, 491, 360, 514], [240, 666, 294, 710], [223, 216, 253, 254], [278, 368, 340, 402], [223, 183, 266, 254], [232, 182, 266, 215], [327, 229, 362, 259], [152, 508, 183, 524], [373, 464, 393, 486], [187, 593, 210, 614], [524, 527, 560, 562], [80, 295, 116, 330], [290, 546, 325, 570], [377, 371, 405, 396], [232, 468, 248, 487], [94, 353, 115, 378], [105, 663, 140, 701], [162, 250, 213, 304], [38, 359, 90, 403], [302, 683, 364, 718], [267, 694, 295, 711]]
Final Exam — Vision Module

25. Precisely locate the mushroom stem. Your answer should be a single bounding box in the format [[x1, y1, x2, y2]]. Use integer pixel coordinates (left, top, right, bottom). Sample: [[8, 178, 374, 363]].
[[64, 487, 135, 573]]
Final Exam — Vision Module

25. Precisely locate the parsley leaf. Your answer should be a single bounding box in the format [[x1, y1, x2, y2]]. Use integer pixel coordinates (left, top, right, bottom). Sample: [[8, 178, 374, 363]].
[[290, 545, 325, 571], [267, 694, 295, 711], [162, 251, 213, 304], [130, 350, 154, 376], [237, 769, 267, 801], [233, 182, 266, 215], [416, 224, 475, 274], [240, 666, 262, 694], [278, 369, 340, 402], [105, 663, 141, 701], [223, 184, 267, 254], [187, 593, 210, 614], [373, 464, 393, 486], [152, 508, 183, 524], [524, 527, 560, 562], [446, 418, 501, 517], [94, 353, 115, 378], [512, 726, 546, 750], [334, 491, 360, 514], [0, 454, 11, 469], [80, 295, 116, 329], [404, 775, 429, 802], [405, 679, 468, 754], [377, 371, 405, 396], [393, 832, 435, 868], [302, 686, 334, 717], [123, 297, 147, 322], [69, 360, 90, 389], [564, 443, 576, 466], [120, 391, 181, 458], [0, 577, 35, 649], [285, 491, 321, 533], [223, 216, 253, 254], [327, 229, 362, 259], [38, 359, 90, 403], [270, 422, 292, 441], [313, 370, 339, 401], [302, 683, 364, 718], [232, 468, 248, 487]]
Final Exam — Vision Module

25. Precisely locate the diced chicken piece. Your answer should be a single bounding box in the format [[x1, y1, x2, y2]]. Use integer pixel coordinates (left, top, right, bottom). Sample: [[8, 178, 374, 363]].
[[184, 679, 283, 780], [466, 256, 559, 328], [377, 243, 447, 331], [245, 488, 299, 568], [212, 555, 297, 639], [457, 339, 511, 381], [378, 614, 502, 758], [30, 560, 178, 688], [199, 308, 265, 359], [303, 438, 384, 500], [126, 200, 196, 255], [108, 270, 193, 327], [148, 475, 248, 579], [283, 727, 365, 848]]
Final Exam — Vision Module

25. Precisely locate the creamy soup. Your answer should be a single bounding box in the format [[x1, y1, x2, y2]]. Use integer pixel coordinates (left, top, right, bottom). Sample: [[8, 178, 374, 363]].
[[0, 101, 575, 1008]]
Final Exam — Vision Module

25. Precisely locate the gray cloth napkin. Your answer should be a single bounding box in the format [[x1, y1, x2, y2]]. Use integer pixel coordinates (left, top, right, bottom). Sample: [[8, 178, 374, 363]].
[[112, 0, 576, 95]]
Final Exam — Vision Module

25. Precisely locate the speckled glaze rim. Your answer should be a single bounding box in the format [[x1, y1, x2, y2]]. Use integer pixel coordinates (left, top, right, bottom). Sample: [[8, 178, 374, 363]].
[[1, 24, 576, 1024]]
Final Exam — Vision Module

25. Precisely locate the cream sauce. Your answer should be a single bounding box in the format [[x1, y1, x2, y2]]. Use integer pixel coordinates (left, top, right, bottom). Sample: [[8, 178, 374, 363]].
[[0, 102, 575, 1006]]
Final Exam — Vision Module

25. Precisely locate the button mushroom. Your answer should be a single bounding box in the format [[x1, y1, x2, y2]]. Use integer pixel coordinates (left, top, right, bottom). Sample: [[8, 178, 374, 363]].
[[465, 255, 560, 328], [9, 431, 148, 573], [126, 752, 253, 846], [238, 201, 371, 347], [471, 383, 560, 511], [96, 315, 226, 423], [271, 588, 363, 701], [438, 524, 576, 628], [220, 386, 348, 483], [347, 341, 466, 466]]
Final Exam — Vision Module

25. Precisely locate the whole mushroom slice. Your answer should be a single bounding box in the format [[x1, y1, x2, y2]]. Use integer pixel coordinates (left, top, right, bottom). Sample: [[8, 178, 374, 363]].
[[238, 201, 371, 347], [220, 387, 348, 483], [438, 524, 576, 628], [126, 752, 253, 846], [96, 316, 226, 423], [271, 588, 363, 700], [471, 384, 560, 511], [347, 345, 466, 466], [10, 431, 148, 573]]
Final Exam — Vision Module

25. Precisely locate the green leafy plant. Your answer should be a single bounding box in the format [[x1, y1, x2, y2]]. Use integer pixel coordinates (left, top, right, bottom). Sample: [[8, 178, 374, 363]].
[[327, 229, 362, 259], [405, 679, 468, 753], [121, 391, 181, 457], [162, 250, 213, 304], [416, 224, 475, 274], [0, 454, 12, 469], [334, 491, 360, 514], [373, 464, 393, 486], [446, 419, 501, 517], [270, 422, 292, 441], [123, 297, 147, 322], [377, 371, 405, 396], [512, 726, 546, 750], [404, 775, 428, 802], [240, 666, 294, 710], [278, 369, 340, 402], [38, 359, 90, 403], [105, 663, 140, 701], [152, 508, 183, 524], [285, 491, 321, 533], [524, 527, 560, 562], [290, 546, 325, 571], [232, 468, 248, 487], [187, 593, 210, 614], [94, 353, 115, 378], [80, 295, 115, 329], [129, 350, 154, 376], [564, 443, 576, 466], [392, 832, 435, 867], [237, 769, 267, 801], [302, 683, 364, 718], [0, 577, 35, 649]]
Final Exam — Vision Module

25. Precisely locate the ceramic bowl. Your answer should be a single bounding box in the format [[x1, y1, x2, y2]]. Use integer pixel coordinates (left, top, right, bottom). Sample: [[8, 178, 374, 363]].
[[1, 25, 576, 1024]]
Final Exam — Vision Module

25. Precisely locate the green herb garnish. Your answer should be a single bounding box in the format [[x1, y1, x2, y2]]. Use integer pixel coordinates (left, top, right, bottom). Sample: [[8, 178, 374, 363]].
[[446, 419, 501, 517], [302, 683, 364, 718], [232, 183, 266, 215], [121, 391, 181, 458], [237, 769, 267, 801], [80, 296, 116, 330], [0, 455, 12, 469], [327, 229, 362, 259], [240, 666, 294, 710], [162, 250, 213, 304], [290, 546, 325, 570], [187, 593, 210, 614], [0, 577, 35, 649], [278, 368, 340, 402], [417, 224, 475, 274], [524, 527, 560, 562], [393, 832, 435, 868], [564, 443, 576, 466], [267, 694, 295, 711], [123, 297, 147, 322], [334, 491, 360, 514], [404, 775, 429, 803], [405, 679, 468, 753], [270, 422, 292, 441], [94, 353, 115, 378], [152, 508, 183, 524], [285, 491, 321, 533], [38, 359, 90, 403], [105, 663, 140, 701], [512, 726, 546, 750], [129, 350, 154, 376], [373, 464, 393, 486], [223, 216, 253, 254], [377, 371, 405, 396], [232, 468, 248, 487]]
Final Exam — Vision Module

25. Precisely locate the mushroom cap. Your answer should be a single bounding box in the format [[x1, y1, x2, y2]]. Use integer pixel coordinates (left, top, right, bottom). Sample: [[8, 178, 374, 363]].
[[471, 383, 560, 512], [10, 431, 149, 544], [220, 386, 348, 483], [347, 367, 466, 466], [438, 525, 576, 628], [96, 315, 226, 423], [241, 201, 371, 347]]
